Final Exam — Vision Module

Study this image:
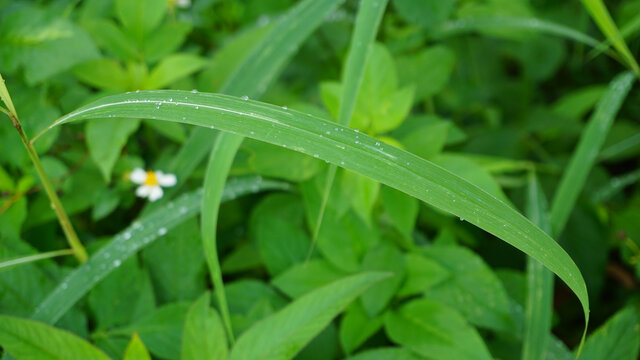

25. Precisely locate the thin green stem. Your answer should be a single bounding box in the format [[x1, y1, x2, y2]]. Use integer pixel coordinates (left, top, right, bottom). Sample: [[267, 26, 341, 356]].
[[0, 249, 74, 272], [5, 112, 88, 263]]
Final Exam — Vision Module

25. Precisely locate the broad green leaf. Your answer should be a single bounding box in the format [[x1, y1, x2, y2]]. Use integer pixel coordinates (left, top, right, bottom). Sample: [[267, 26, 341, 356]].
[[579, 305, 640, 360], [400, 121, 449, 159], [339, 302, 385, 355], [87, 118, 140, 181], [522, 173, 554, 360], [360, 243, 406, 316], [116, 303, 189, 359], [256, 217, 310, 276], [392, 0, 456, 30], [124, 333, 151, 360], [272, 259, 347, 299], [73, 58, 130, 90], [0, 315, 109, 360], [141, 218, 206, 303], [342, 170, 380, 223], [550, 72, 635, 236], [380, 185, 419, 238], [346, 348, 422, 360], [0, 5, 99, 84], [181, 292, 228, 360], [385, 299, 493, 360], [580, 0, 640, 74], [143, 21, 192, 63], [397, 252, 449, 297], [423, 245, 515, 333], [32, 176, 289, 324], [397, 45, 455, 102], [144, 54, 207, 89], [50, 89, 591, 331], [82, 19, 139, 62], [115, 0, 166, 44], [87, 250, 155, 330], [229, 272, 389, 360]]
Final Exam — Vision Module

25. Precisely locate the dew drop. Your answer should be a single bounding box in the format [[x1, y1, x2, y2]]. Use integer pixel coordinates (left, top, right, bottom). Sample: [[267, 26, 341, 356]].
[[241, 95, 249, 100], [113, 259, 122, 267], [158, 228, 168, 236]]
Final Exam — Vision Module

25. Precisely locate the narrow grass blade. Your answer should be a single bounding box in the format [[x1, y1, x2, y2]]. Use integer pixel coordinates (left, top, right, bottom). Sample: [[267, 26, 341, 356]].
[[0, 315, 110, 360], [587, 12, 640, 61], [550, 72, 635, 236], [592, 169, 640, 203], [580, 0, 640, 75], [312, 0, 388, 255], [0, 249, 74, 273], [229, 272, 390, 360], [199, 0, 344, 345], [49, 89, 591, 330], [431, 17, 602, 49], [522, 173, 553, 360], [31, 176, 289, 324]]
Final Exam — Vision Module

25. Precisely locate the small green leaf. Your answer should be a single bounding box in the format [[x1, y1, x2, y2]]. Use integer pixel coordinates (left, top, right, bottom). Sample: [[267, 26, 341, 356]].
[[256, 217, 310, 276], [380, 185, 419, 238], [115, 0, 167, 44], [385, 299, 493, 360], [360, 243, 406, 316], [229, 272, 390, 360], [579, 305, 640, 360], [86, 118, 140, 181], [397, 252, 449, 297], [181, 292, 228, 360], [272, 259, 347, 299], [346, 348, 422, 360], [341, 170, 380, 224], [339, 302, 384, 355], [392, 0, 456, 29], [74, 58, 130, 90], [144, 54, 208, 90], [397, 45, 456, 102], [0, 315, 110, 360], [124, 333, 151, 360]]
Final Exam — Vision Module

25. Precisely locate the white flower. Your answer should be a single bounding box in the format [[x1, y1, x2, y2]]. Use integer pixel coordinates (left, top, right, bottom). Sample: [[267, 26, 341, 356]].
[[129, 168, 177, 202], [172, 0, 191, 8]]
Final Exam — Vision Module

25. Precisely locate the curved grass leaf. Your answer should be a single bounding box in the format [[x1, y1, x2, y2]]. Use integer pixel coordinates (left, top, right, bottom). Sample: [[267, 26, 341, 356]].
[[313, 0, 388, 254], [522, 173, 553, 360], [550, 72, 635, 236], [229, 272, 389, 360], [31, 176, 289, 324], [0, 315, 110, 360], [48, 89, 590, 332], [432, 17, 602, 49], [199, 0, 344, 344], [0, 249, 73, 272], [580, 0, 640, 74]]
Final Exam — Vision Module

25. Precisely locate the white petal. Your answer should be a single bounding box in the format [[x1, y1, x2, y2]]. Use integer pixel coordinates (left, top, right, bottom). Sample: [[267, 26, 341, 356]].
[[136, 185, 152, 198], [156, 172, 177, 187], [130, 168, 147, 184], [148, 186, 164, 202]]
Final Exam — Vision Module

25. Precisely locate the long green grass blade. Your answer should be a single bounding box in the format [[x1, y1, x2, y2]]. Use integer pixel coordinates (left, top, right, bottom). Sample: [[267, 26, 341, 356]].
[[587, 12, 640, 61], [522, 173, 553, 360], [198, 0, 344, 345], [229, 272, 389, 360], [0, 249, 73, 273], [48, 89, 591, 330], [312, 0, 388, 255], [431, 17, 602, 49], [550, 72, 635, 236], [31, 176, 288, 324], [580, 0, 640, 75]]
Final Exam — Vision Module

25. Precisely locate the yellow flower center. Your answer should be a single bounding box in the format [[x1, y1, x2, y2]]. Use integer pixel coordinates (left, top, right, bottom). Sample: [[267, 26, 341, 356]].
[[144, 171, 159, 186]]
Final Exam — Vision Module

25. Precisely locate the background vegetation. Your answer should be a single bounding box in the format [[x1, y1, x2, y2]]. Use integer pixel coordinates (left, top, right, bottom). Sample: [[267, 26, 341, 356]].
[[0, 0, 639, 359]]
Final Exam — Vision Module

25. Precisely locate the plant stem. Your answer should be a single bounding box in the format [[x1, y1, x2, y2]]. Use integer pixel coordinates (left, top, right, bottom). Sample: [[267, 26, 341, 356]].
[[6, 112, 88, 263]]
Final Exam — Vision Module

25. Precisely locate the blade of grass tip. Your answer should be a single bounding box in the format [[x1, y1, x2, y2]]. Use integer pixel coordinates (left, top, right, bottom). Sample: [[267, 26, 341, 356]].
[[0, 73, 17, 117], [587, 12, 640, 62], [0, 249, 74, 273], [549, 71, 635, 356], [49, 90, 591, 340], [591, 169, 640, 204], [309, 0, 388, 260], [580, 0, 640, 75], [199, 0, 345, 345], [522, 172, 554, 360], [550, 72, 635, 237], [32, 177, 289, 324]]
